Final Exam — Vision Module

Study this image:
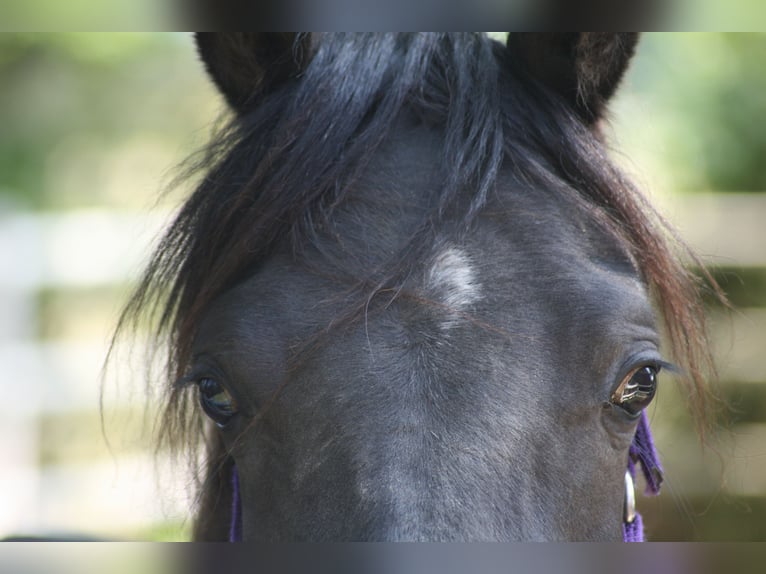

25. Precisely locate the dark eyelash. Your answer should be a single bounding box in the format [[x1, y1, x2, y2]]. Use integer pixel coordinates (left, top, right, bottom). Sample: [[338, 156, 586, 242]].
[[652, 359, 680, 376], [173, 372, 199, 390], [173, 361, 218, 390]]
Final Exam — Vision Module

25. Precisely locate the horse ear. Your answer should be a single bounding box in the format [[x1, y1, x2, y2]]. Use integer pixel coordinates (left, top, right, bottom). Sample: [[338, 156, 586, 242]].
[[507, 33, 639, 123], [195, 33, 313, 114]]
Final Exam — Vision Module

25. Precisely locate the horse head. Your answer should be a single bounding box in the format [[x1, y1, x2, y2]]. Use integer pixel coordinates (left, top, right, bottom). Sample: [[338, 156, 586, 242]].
[[125, 33, 714, 541]]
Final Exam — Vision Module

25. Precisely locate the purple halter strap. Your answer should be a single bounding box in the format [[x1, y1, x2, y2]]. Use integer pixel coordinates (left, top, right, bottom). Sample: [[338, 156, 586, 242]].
[[227, 410, 662, 542], [623, 410, 663, 542]]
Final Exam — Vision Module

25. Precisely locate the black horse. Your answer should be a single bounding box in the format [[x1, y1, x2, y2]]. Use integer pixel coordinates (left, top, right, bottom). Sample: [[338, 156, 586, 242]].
[[121, 33, 717, 541]]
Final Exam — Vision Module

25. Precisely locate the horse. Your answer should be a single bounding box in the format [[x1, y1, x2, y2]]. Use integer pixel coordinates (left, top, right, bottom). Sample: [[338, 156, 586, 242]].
[[119, 33, 718, 541]]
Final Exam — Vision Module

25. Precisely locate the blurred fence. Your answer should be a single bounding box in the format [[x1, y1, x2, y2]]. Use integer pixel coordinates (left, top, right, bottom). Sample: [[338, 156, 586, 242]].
[[0, 207, 190, 540], [643, 192, 766, 540]]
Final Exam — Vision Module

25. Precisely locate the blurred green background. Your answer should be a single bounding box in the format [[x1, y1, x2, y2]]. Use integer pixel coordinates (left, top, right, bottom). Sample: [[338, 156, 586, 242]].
[[0, 33, 764, 541]]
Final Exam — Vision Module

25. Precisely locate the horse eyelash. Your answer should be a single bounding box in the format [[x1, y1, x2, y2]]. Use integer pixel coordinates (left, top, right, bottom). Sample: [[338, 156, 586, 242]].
[[652, 359, 680, 376], [173, 373, 199, 390], [173, 365, 212, 390], [173, 353, 228, 390]]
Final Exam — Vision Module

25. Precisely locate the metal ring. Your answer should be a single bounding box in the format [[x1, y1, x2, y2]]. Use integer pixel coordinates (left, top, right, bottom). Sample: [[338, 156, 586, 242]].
[[624, 470, 636, 524]]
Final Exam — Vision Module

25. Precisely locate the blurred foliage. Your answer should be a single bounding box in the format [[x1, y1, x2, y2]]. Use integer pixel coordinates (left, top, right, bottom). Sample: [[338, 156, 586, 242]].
[[669, 0, 766, 33], [38, 407, 153, 467], [2, 33, 764, 214], [642, 494, 766, 541], [704, 267, 766, 308], [0, 0, 170, 31], [0, 33, 219, 210], [619, 33, 766, 193], [35, 285, 131, 340]]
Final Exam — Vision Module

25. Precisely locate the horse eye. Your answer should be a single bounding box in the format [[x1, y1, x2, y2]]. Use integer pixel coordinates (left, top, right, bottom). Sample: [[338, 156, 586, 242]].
[[198, 378, 238, 427], [611, 365, 660, 416]]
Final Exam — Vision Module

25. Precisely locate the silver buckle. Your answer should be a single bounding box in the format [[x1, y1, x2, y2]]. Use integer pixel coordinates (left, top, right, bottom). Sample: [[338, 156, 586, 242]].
[[624, 470, 636, 524]]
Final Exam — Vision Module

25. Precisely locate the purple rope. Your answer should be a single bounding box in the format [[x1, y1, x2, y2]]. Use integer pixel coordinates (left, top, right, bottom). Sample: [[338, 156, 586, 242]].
[[622, 511, 645, 542], [623, 411, 663, 542], [229, 464, 242, 542], [630, 410, 664, 495]]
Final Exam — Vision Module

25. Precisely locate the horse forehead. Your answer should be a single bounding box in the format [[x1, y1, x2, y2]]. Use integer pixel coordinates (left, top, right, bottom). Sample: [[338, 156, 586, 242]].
[[201, 223, 652, 346], [428, 219, 656, 346]]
